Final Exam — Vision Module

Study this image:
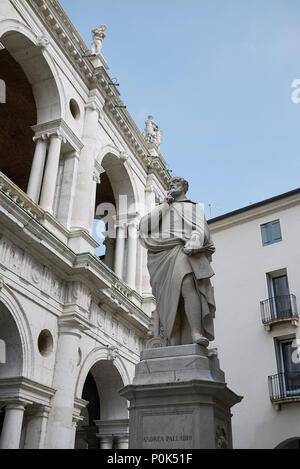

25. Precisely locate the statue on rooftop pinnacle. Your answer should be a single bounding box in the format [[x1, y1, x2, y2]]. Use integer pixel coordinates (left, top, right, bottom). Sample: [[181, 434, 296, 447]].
[[91, 25, 107, 55], [143, 115, 162, 150], [139, 176, 216, 347]]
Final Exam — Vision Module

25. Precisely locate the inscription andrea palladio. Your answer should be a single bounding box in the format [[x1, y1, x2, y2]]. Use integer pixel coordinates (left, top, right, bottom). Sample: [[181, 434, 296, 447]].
[[144, 434, 193, 444], [139, 176, 216, 347]]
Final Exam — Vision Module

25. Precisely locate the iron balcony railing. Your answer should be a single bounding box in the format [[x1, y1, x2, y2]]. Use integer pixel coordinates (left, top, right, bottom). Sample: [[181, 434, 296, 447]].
[[269, 372, 300, 402], [260, 294, 298, 324]]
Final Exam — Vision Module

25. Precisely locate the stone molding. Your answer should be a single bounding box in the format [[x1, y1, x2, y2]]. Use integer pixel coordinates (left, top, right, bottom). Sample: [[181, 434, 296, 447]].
[[0, 377, 56, 407], [32, 118, 84, 154]]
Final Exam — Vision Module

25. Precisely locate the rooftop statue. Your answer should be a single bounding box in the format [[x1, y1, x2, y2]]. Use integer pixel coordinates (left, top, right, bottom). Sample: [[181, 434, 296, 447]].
[[139, 176, 216, 347], [143, 115, 162, 150], [91, 25, 107, 55]]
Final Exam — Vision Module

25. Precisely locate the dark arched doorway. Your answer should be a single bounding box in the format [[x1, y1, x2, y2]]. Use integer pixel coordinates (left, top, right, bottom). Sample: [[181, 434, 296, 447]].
[[76, 360, 129, 449], [0, 46, 36, 191], [276, 438, 300, 449]]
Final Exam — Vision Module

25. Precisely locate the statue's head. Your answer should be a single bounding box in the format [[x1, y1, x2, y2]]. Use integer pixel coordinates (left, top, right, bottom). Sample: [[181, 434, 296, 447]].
[[169, 176, 189, 195]]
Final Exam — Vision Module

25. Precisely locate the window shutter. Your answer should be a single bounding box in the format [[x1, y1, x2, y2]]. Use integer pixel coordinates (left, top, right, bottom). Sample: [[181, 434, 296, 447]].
[[261, 224, 271, 245], [270, 220, 282, 242], [261, 219, 282, 246]]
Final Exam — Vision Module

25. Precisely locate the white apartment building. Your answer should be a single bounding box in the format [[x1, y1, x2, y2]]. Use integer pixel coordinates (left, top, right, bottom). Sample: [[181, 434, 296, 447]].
[[209, 188, 300, 449]]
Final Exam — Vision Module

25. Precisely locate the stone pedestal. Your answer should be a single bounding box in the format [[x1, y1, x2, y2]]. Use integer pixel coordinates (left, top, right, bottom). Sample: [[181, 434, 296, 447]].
[[120, 344, 242, 449]]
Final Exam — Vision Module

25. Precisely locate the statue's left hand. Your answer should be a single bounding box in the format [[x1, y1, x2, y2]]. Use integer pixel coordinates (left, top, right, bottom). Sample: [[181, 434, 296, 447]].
[[183, 232, 203, 255]]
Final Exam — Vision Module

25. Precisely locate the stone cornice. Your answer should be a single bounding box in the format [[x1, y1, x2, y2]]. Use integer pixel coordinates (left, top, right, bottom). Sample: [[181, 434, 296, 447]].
[[28, 0, 95, 84], [0, 377, 56, 406], [208, 190, 300, 233], [32, 118, 84, 153]]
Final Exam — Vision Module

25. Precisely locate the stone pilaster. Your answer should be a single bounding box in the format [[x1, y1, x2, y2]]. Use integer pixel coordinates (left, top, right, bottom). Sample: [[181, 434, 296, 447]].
[[45, 314, 89, 449], [126, 222, 138, 289], [114, 224, 127, 279]]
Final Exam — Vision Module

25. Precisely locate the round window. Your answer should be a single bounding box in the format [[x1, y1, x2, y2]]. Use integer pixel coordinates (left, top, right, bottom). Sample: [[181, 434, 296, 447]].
[[38, 330, 54, 357], [69, 98, 80, 120]]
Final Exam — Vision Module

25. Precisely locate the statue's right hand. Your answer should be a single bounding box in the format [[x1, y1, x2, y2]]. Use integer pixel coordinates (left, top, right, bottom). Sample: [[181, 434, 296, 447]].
[[165, 194, 175, 205]]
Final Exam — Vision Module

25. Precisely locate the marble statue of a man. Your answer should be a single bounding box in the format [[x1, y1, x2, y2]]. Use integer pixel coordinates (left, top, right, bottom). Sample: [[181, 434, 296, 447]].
[[139, 176, 216, 347]]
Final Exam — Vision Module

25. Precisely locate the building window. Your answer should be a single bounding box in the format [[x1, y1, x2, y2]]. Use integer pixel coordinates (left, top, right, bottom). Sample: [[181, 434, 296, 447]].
[[274, 337, 300, 396], [260, 219, 282, 246], [266, 270, 291, 319]]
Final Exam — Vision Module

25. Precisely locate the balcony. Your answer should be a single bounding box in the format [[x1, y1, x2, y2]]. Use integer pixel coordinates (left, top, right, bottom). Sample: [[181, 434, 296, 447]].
[[260, 294, 298, 331], [269, 372, 300, 409]]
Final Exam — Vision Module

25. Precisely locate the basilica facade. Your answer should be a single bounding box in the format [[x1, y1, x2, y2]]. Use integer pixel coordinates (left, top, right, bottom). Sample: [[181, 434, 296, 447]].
[[0, 0, 169, 449]]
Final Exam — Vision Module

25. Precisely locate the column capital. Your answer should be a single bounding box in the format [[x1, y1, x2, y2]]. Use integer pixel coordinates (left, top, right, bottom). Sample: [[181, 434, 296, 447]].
[[127, 220, 139, 229], [145, 183, 154, 193], [93, 170, 101, 184], [115, 223, 127, 238], [120, 151, 129, 162], [32, 133, 49, 143], [5, 401, 27, 411], [85, 101, 102, 118], [64, 150, 80, 161], [25, 404, 51, 418], [46, 130, 66, 143]]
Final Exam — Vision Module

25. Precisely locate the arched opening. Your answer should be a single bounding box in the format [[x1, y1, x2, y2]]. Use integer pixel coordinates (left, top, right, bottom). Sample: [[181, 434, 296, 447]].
[[0, 29, 61, 196], [276, 437, 300, 449], [0, 301, 24, 440], [93, 152, 137, 287], [75, 360, 128, 449], [93, 171, 116, 265], [0, 46, 36, 191]]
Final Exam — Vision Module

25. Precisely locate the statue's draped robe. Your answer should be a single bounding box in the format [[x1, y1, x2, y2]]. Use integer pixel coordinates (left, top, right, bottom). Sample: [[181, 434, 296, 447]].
[[139, 200, 216, 341]]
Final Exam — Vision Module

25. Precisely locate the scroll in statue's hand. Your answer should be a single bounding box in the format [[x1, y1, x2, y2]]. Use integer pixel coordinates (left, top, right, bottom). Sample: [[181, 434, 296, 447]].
[[183, 232, 203, 255]]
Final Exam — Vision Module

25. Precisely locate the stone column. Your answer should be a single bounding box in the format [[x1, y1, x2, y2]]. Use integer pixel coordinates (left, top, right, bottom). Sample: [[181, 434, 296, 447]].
[[71, 102, 100, 232], [103, 238, 115, 270], [27, 135, 48, 203], [45, 316, 85, 449], [39, 132, 64, 214], [114, 224, 126, 279], [0, 402, 26, 449], [56, 151, 80, 229], [89, 169, 101, 231], [141, 183, 157, 294], [23, 405, 50, 449], [126, 222, 137, 289], [116, 434, 129, 449], [100, 435, 114, 449]]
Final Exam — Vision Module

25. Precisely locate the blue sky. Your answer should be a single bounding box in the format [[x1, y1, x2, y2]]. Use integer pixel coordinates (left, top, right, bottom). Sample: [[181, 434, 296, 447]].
[[61, 0, 300, 218]]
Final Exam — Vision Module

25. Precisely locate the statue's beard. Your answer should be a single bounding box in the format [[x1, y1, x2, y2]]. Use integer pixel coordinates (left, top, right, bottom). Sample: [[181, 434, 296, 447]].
[[168, 188, 183, 198]]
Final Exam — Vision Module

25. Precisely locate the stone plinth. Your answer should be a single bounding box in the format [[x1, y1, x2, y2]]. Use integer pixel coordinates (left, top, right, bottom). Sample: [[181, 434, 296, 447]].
[[120, 344, 242, 449]]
